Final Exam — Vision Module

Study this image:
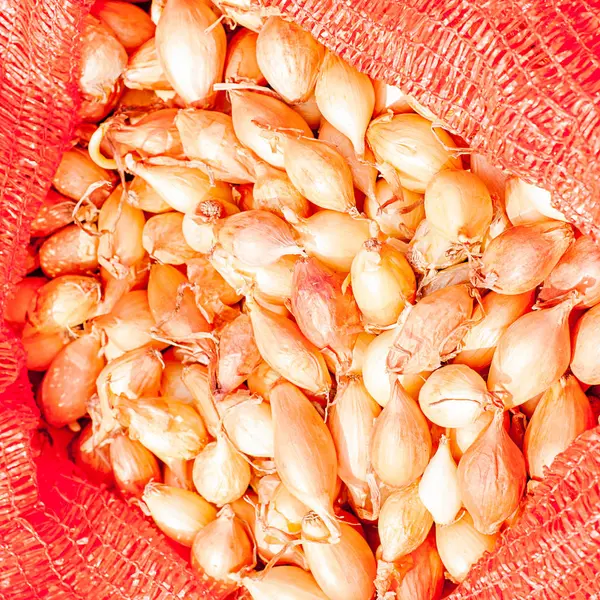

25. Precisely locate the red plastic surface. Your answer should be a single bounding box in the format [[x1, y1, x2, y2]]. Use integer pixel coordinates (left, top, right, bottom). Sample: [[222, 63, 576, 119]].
[[0, 0, 599, 598]]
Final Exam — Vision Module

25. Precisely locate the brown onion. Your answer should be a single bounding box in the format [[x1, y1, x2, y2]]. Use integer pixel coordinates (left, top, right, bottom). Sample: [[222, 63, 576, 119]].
[[39, 225, 99, 278], [571, 304, 600, 385], [30, 190, 77, 237]]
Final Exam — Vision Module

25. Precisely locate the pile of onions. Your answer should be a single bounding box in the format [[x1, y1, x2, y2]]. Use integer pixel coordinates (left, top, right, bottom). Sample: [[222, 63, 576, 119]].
[[22, 6, 600, 597]]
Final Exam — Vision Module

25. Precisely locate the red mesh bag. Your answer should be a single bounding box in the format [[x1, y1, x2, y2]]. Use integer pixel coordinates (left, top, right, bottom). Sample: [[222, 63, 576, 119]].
[[0, 0, 599, 598]]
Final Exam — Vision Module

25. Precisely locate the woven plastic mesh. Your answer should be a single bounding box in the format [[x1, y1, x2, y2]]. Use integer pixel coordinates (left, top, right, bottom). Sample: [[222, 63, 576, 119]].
[[0, 0, 599, 598]]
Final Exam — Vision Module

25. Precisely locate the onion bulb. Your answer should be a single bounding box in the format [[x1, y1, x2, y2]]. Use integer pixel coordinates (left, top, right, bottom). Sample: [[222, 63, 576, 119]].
[[487, 297, 574, 408], [539, 235, 600, 308], [301, 516, 376, 600], [270, 381, 340, 541], [281, 136, 356, 213], [21, 325, 72, 371], [39, 332, 104, 428], [182, 364, 220, 436], [143, 482, 216, 546], [182, 199, 240, 254], [524, 375, 594, 480], [571, 304, 600, 385], [351, 239, 416, 327], [155, 0, 226, 106], [240, 566, 328, 600], [225, 28, 266, 85], [39, 225, 99, 278], [454, 290, 535, 371], [291, 209, 370, 272], [110, 434, 162, 497], [505, 177, 567, 224], [142, 212, 198, 265], [476, 221, 574, 294], [367, 113, 462, 193], [247, 298, 331, 396], [160, 360, 194, 403], [5, 277, 47, 325], [315, 51, 374, 156], [387, 284, 473, 374], [192, 433, 251, 506], [457, 410, 527, 534], [256, 17, 324, 104], [123, 38, 172, 91], [126, 176, 171, 214], [418, 436, 462, 525], [419, 263, 472, 298], [191, 505, 255, 583], [407, 219, 466, 274], [30, 189, 78, 238], [378, 483, 433, 563], [164, 459, 194, 491], [448, 411, 496, 462], [370, 381, 432, 488], [230, 90, 313, 168], [92, 1, 155, 52], [252, 163, 310, 219], [424, 169, 493, 244], [436, 512, 498, 583], [364, 179, 425, 240]]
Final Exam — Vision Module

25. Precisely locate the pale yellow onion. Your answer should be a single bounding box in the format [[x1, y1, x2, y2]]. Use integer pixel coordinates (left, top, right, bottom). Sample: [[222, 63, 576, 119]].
[[454, 290, 535, 370], [407, 219, 467, 274], [126, 175, 171, 213], [302, 517, 376, 600], [419, 262, 472, 298], [505, 176, 567, 224], [110, 434, 162, 497], [364, 179, 425, 240], [216, 209, 303, 268], [192, 433, 251, 506], [230, 90, 313, 168], [247, 361, 281, 401], [123, 37, 172, 91], [524, 375, 594, 479], [571, 304, 600, 385], [418, 364, 491, 428], [241, 566, 328, 600], [161, 360, 195, 403], [315, 51, 374, 156], [436, 512, 498, 583], [318, 119, 377, 201], [448, 411, 496, 462], [425, 169, 493, 244], [182, 199, 240, 254], [182, 364, 220, 436], [372, 80, 413, 115], [292, 95, 322, 130], [256, 17, 324, 104], [155, 0, 226, 106], [351, 239, 416, 327], [282, 136, 355, 213], [39, 224, 99, 279], [142, 212, 198, 264], [27, 275, 101, 333], [98, 186, 147, 279], [362, 327, 428, 407], [347, 331, 376, 375], [127, 159, 233, 213], [387, 284, 473, 374], [247, 298, 331, 396], [291, 209, 370, 272], [118, 396, 209, 465], [457, 410, 527, 534], [418, 436, 461, 525], [191, 505, 255, 582], [253, 162, 310, 219], [267, 482, 309, 535], [367, 113, 462, 193], [370, 381, 432, 488], [488, 297, 574, 408], [239, 255, 297, 305], [92, 0, 155, 52], [143, 482, 217, 546], [39, 332, 105, 428], [378, 483, 433, 561], [175, 109, 260, 184], [225, 28, 266, 85], [270, 381, 340, 540], [218, 392, 275, 458], [476, 221, 574, 295]]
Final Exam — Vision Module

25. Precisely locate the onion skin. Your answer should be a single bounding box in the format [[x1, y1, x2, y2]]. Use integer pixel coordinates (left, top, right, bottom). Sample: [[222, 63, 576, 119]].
[[407, 219, 466, 274], [524, 375, 594, 480], [225, 28, 266, 85], [488, 297, 574, 408], [73, 423, 114, 487], [253, 163, 311, 219], [370, 381, 432, 488], [40, 225, 99, 278], [539, 235, 600, 308], [457, 410, 527, 535], [387, 284, 473, 374], [30, 189, 77, 238], [476, 221, 574, 295], [6, 277, 47, 325], [110, 434, 162, 497], [270, 382, 340, 541], [571, 304, 600, 385], [92, 1, 155, 52]]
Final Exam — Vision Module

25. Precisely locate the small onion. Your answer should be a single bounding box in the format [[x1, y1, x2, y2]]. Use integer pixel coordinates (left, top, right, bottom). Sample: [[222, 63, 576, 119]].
[[241, 566, 328, 600], [247, 362, 281, 401], [5, 277, 47, 325], [407, 219, 467, 274], [448, 411, 496, 462], [126, 176, 171, 213], [30, 189, 77, 238], [505, 177, 567, 225], [143, 482, 217, 546], [182, 364, 220, 436], [182, 199, 240, 254], [123, 37, 172, 91], [164, 459, 194, 491], [253, 162, 310, 219], [571, 304, 600, 385], [92, 0, 155, 52], [142, 212, 198, 265], [22, 325, 71, 371], [110, 434, 162, 497], [160, 360, 195, 403], [225, 28, 266, 85], [39, 225, 99, 278]]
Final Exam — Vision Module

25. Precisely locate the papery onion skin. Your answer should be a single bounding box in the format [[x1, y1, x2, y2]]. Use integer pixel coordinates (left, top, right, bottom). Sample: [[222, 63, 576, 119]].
[[524, 375, 594, 480], [505, 177, 567, 224], [370, 381, 432, 488], [419, 263, 472, 298], [571, 304, 600, 385], [155, 0, 226, 107], [476, 221, 574, 295], [457, 410, 527, 535], [387, 284, 473, 374], [453, 290, 535, 371], [160, 360, 195, 403], [73, 423, 114, 486], [488, 297, 574, 408]]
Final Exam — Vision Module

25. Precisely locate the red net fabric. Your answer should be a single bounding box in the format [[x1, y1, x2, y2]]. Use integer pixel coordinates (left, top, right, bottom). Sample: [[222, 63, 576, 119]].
[[0, 0, 599, 598]]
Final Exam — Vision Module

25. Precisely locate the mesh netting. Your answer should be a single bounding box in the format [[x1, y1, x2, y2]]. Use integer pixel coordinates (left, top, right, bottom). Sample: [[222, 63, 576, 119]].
[[0, 0, 599, 598]]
